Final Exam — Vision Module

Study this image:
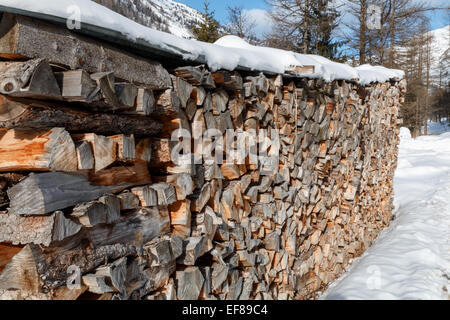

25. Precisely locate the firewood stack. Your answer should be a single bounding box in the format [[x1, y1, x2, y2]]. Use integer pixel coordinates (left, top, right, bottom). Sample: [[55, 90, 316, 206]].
[[0, 13, 406, 300]]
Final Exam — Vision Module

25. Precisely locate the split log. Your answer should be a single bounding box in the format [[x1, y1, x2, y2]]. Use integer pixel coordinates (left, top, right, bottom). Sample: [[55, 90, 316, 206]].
[[71, 201, 108, 228], [0, 127, 77, 172], [176, 267, 204, 300], [72, 133, 116, 172], [169, 200, 192, 239], [135, 88, 155, 115], [0, 208, 170, 291], [76, 141, 94, 170], [0, 58, 61, 99], [0, 95, 162, 136], [55, 69, 97, 102], [82, 274, 114, 294], [174, 66, 204, 86], [135, 138, 152, 163], [177, 236, 212, 266], [0, 13, 172, 89], [90, 72, 121, 110], [153, 173, 194, 201], [98, 194, 121, 224], [7, 172, 128, 215], [169, 200, 191, 226], [88, 161, 151, 187], [117, 191, 140, 211], [212, 89, 229, 115], [109, 134, 136, 163], [115, 83, 138, 109], [0, 244, 23, 273], [95, 257, 127, 293], [151, 183, 177, 206], [0, 211, 81, 246], [174, 77, 194, 108], [131, 185, 158, 207]]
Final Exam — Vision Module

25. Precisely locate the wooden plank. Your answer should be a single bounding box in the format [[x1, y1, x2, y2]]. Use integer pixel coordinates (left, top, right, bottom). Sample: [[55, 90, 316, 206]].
[[0, 127, 78, 172], [0, 13, 172, 89]]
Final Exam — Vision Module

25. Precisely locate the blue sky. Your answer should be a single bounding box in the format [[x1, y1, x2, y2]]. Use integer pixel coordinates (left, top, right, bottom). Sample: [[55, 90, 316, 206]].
[[177, 0, 269, 22], [177, 0, 448, 32]]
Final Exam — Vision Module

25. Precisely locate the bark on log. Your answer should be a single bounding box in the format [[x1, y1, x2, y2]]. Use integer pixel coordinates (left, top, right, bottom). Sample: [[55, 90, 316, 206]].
[[0, 95, 162, 136], [0, 14, 171, 89]]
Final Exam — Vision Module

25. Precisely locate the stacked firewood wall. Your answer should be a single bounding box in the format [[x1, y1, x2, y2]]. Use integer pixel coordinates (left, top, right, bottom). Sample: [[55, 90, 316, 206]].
[[0, 13, 406, 300]]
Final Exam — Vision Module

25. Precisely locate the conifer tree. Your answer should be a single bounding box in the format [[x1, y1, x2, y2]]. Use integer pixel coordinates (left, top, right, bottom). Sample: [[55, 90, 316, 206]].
[[192, 1, 221, 43]]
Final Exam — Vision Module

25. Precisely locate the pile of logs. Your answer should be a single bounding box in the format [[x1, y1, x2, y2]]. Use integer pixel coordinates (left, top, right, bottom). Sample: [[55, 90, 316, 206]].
[[0, 13, 406, 300]]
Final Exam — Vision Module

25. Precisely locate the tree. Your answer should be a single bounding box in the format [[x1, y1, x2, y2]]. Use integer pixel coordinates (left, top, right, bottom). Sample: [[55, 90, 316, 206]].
[[191, 0, 221, 43], [265, 0, 345, 60], [226, 5, 257, 40], [343, 0, 437, 67]]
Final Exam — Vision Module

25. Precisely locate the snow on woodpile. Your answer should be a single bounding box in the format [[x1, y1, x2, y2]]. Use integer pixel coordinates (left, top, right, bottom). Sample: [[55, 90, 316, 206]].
[[0, 0, 405, 84]]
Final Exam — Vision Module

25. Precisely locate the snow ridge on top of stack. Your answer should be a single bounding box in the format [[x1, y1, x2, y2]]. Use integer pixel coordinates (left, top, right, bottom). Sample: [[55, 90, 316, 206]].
[[0, 0, 405, 85]]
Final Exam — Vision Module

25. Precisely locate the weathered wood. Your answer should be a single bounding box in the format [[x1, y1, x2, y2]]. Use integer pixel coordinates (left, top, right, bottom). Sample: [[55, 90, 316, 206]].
[[212, 89, 229, 115], [71, 201, 108, 228], [0, 95, 162, 136], [153, 173, 194, 201], [131, 185, 158, 207], [285, 65, 315, 75], [135, 88, 155, 115], [0, 244, 22, 273], [55, 69, 97, 102], [177, 236, 211, 266], [98, 194, 121, 224], [0, 58, 61, 99], [151, 183, 177, 206], [174, 66, 204, 86], [153, 89, 181, 118], [0, 127, 77, 172], [88, 161, 151, 187], [72, 133, 116, 172], [168, 200, 191, 226], [82, 274, 114, 294], [0, 13, 172, 89], [109, 134, 136, 163], [174, 77, 194, 108], [115, 83, 138, 109], [95, 257, 127, 293], [7, 172, 128, 215], [135, 138, 152, 163], [76, 141, 94, 170], [117, 191, 140, 211], [90, 72, 120, 110], [0, 211, 81, 246], [176, 267, 204, 300]]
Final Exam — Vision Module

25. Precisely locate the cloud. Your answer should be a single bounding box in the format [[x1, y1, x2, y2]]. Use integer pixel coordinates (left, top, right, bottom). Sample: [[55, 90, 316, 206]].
[[243, 8, 274, 38]]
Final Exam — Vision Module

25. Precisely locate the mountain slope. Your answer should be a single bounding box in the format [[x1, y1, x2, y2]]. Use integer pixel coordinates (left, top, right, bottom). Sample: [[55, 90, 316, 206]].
[[92, 0, 203, 38], [429, 25, 450, 84]]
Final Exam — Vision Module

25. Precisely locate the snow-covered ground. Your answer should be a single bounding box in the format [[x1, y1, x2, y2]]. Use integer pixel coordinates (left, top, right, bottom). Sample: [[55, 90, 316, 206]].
[[321, 127, 450, 300]]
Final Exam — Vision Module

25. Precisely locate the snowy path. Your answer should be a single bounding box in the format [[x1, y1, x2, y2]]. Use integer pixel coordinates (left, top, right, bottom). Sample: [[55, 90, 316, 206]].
[[321, 129, 450, 300]]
